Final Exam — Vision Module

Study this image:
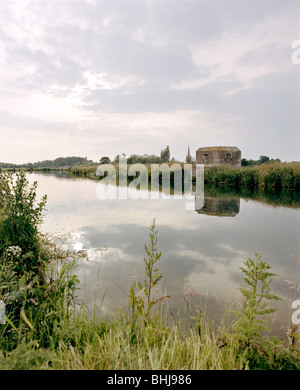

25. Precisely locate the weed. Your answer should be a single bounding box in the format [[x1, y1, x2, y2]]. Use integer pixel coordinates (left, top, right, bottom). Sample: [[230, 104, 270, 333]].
[[129, 218, 170, 325]]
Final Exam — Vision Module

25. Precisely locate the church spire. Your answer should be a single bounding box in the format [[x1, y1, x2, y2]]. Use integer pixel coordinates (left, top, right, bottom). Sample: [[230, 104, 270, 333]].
[[186, 145, 192, 163]]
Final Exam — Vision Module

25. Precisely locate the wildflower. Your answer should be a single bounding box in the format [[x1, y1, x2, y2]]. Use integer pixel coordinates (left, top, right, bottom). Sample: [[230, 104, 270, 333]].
[[6, 246, 22, 259]]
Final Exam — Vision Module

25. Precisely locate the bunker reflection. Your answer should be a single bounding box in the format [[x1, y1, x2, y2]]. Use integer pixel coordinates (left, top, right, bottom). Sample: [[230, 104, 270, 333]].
[[195, 195, 240, 217]]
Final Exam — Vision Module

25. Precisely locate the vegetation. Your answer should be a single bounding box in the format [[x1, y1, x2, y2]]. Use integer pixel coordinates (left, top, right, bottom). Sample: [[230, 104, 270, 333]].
[[0, 151, 177, 172], [69, 162, 184, 183], [70, 161, 300, 191], [204, 162, 300, 190], [233, 254, 281, 347], [160, 145, 170, 163], [69, 165, 99, 178], [0, 156, 95, 170], [99, 156, 111, 165], [204, 185, 300, 209], [129, 219, 170, 326], [0, 171, 80, 354], [0, 172, 299, 370], [241, 155, 282, 167]]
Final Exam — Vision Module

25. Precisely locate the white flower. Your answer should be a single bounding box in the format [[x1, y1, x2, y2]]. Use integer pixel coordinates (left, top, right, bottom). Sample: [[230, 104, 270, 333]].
[[6, 246, 22, 259]]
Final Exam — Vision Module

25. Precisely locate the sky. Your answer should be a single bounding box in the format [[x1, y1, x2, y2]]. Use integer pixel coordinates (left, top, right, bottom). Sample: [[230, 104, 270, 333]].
[[0, 0, 299, 164]]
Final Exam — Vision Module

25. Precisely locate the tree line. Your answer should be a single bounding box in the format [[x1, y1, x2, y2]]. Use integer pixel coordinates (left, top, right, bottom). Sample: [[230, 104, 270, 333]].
[[0, 150, 288, 170], [241, 155, 282, 167], [0, 156, 95, 169], [99, 146, 172, 165]]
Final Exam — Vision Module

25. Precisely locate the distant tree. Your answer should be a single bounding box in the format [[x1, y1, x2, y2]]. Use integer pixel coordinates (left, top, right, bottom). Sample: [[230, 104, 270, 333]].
[[269, 158, 281, 164], [160, 145, 170, 163], [241, 155, 281, 167], [259, 155, 270, 164], [126, 154, 162, 164], [113, 154, 120, 163], [127, 154, 139, 164], [241, 158, 258, 167], [0, 156, 94, 169], [99, 156, 111, 165]]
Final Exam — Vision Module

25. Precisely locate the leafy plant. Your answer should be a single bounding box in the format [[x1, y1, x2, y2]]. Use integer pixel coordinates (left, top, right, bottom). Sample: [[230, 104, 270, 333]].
[[233, 253, 281, 349], [0, 171, 81, 352], [0, 170, 47, 276], [129, 218, 170, 325]]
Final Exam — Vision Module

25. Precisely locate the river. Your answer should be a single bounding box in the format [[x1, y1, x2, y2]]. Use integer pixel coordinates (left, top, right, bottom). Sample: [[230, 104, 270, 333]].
[[27, 171, 300, 337]]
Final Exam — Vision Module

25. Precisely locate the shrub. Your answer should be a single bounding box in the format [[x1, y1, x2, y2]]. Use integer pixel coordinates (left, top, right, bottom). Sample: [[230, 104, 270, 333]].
[[232, 253, 281, 349], [129, 218, 170, 325], [0, 171, 47, 276], [0, 171, 80, 352], [263, 166, 282, 188]]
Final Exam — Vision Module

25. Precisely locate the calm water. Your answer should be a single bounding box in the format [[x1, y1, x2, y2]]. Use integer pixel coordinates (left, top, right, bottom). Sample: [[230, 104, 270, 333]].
[[28, 172, 300, 336]]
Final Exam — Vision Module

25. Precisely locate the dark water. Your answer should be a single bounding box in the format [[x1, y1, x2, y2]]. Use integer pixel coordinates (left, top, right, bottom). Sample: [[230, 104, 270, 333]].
[[28, 172, 300, 336]]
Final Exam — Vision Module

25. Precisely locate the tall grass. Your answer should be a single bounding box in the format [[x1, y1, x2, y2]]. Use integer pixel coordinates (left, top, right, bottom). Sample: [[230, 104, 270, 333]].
[[0, 171, 299, 370], [204, 162, 300, 190]]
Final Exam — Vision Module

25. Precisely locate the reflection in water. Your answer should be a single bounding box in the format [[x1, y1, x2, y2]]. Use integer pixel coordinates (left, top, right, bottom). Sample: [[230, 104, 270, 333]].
[[196, 195, 240, 217], [203, 184, 300, 210], [36, 171, 300, 210]]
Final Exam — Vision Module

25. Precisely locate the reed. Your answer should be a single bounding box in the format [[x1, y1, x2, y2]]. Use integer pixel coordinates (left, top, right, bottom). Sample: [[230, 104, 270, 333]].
[[204, 162, 300, 190]]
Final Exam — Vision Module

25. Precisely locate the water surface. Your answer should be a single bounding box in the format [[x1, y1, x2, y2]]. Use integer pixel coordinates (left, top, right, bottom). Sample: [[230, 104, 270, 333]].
[[28, 172, 300, 336]]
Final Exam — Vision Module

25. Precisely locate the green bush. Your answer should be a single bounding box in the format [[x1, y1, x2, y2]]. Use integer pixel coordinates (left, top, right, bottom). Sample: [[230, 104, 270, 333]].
[[232, 253, 281, 348], [0, 171, 80, 352], [280, 167, 295, 188], [240, 167, 259, 188], [0, 171, 47, 276], [262, 166, 282, 188]]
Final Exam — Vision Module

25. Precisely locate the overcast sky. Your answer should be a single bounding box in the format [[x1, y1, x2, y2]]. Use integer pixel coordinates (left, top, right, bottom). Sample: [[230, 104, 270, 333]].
[[0, 0, 299, 164]]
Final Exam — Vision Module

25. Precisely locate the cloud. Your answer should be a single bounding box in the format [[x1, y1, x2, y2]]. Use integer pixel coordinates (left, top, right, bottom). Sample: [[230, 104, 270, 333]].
[[0, 0, 299, 163], [171, 14, 296, 94], [133, 25, 169, 48]]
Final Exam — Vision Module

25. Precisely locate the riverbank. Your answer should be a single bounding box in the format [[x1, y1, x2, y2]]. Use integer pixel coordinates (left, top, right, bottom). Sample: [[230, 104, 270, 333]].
[[0, 171, 299, 370], [69, 161, 300, 190], [204, 162, 300, 190]]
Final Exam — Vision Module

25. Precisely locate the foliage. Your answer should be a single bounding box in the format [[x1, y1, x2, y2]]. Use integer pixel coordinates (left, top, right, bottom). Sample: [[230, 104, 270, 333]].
[[0, 170, 47, 276], [232, 253, 281, 348], [69, 165, 98, 178], [99, 156, 111, 165], [204, 184, 300, 209], [241, 155, 281, 167], [205, 162, 300, 189], [127, 154, 163, 164], [0, 173, 299, 369], [160, 145, 170, 163], [0, 171, 80, 352], [259, 155, 270, 164], [0, 156, 94, 170], [129, 219, 170, 325]]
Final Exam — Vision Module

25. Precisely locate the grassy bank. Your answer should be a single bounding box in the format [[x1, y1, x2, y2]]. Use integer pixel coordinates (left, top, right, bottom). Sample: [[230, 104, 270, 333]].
[[69, 162, 185, 181], [70, 164, 100, 179], [70, 162, 300, 190], [0, 171, 299, 370], [204, 162, 300, 190]]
